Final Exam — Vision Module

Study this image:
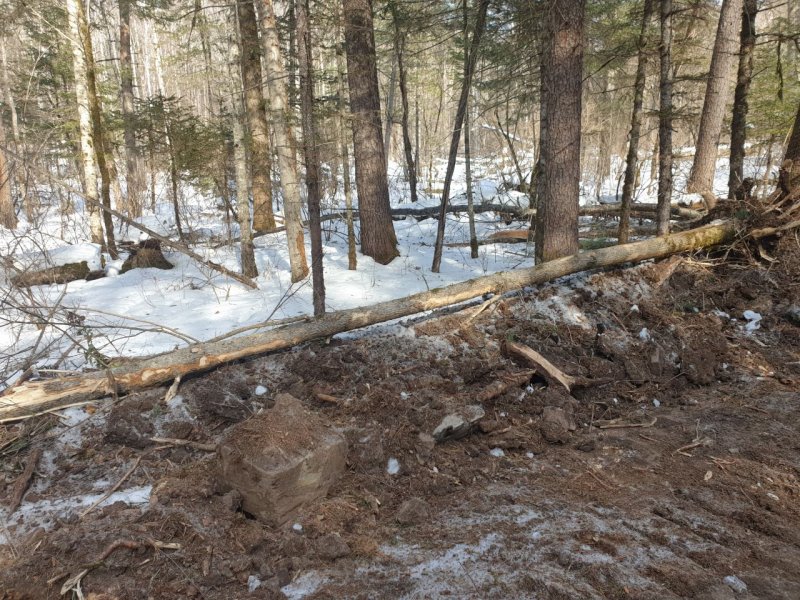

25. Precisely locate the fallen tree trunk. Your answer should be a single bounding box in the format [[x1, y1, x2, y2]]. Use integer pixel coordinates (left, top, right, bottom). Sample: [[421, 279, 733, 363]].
[[0, 220, 739, 422], [388, 202, 701, 221], [11, 261, 92, 288]]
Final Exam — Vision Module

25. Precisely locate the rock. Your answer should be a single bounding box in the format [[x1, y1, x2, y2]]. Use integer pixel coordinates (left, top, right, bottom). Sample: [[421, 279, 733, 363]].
[[785, 305, 800, 326], [221, 490, 243, 512], [415, 433, 436, 460], [432, 405, 485, 442], [395, 497, 430, 526], [316, 533, 351, 560], [217, 393, 347, 526], [540, 406, 572, 444], [723, 575, 748, 594]]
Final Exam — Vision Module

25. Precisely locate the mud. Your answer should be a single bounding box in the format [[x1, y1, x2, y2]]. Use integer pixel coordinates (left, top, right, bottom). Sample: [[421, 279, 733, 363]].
[[1, 235, 799, 599]]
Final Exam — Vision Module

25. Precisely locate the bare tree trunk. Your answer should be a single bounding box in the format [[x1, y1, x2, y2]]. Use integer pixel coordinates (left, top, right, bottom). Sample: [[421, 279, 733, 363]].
[[0, 45, 19, 144], [383, 56, 397, 166], [79, 0, 117, 257], [256, 0, 309, 282], [727, 0, 757, 199], [336, 30, 357, 271], [535, 0, 585, 263], [431, 0, 489, 272], [686, 0, 744, 207], [237, 0, 276, 232], [228, 20, 258, 278], [0, 117, 15, 229], [465, 104, 478, 259], [342, 0, 398, 264], [778, 102, 800, 198], [66, 0, 106, 251], [297, 0, 325, 315], [233, 118, 258, 278], [657, 0, 674, 236], [119, 0, 144, 218], [392, 13, 418, 203], [463, 0, 478, 259], [619, 0, 654, 244], [165, 124, 184, 242]]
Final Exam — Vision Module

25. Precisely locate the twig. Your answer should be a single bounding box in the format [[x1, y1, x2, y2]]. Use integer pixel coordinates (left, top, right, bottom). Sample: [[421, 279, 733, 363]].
[[163, 376, 181, 403], [80, 455, 142, 518], [149, 437, 217, 452], [586, 469, 615, 490], [673, 436, 713, 457], [595, 417, 657, 429], [504, 341, 574, 392], [7, 447, 42, 513], [314, 392, 340, 404]]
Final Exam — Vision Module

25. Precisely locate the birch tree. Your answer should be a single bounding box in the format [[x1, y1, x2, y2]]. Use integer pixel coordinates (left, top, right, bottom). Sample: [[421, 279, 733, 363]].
[[66, 0, 106, 252], [0, 116, 14, 229], [256, 0, 309, 282]]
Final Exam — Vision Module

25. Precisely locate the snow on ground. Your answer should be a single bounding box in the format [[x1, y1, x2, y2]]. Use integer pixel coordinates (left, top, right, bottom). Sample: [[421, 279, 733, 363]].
[[0, 152, 772, 386]]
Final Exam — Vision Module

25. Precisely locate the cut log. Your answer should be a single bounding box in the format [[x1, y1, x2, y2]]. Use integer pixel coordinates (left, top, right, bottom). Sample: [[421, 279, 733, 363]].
[[0, 220, 739, 422], [11, 261, 91, 288]]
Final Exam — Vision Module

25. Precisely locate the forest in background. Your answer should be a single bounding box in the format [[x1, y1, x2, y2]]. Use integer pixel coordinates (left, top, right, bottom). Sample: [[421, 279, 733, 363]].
[[0, 0, 799, 384]]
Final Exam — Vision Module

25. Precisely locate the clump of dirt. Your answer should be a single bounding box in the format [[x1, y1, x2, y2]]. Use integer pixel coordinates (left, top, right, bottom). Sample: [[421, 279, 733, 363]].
[[2, 232, 800, 599]]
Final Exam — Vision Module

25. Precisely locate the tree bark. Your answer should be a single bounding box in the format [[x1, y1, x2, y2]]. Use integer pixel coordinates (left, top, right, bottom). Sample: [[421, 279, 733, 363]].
[[535, 0, 585, 263], [228, 21, 258, 279], [342, 0, 398, 264], [79, 0, 117, 258], [335, 30, 357, 270], [237, 0, 276, 232], [619, 0, 654, 244], [657, 0, 674, 236], [233, 117, 258, 278], [686, 0, 744, 206], [727, 0, 757, 199], [0, 220, 742, 422], [463, 0, 478, 259], [431, 0, 490, 272], [383, 56, 397, 166], [0, 116, 15, 229], [778, 102, 800, 198], [297, 0, 325, 315], [256, 0, 309, 282], [119, 0, 144, 218], [66, 0, 106, 251], [392, 11, 418, 203]]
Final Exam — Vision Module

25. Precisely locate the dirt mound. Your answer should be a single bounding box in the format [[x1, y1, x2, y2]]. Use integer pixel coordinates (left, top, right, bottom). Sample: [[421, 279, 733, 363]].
[[2, 237, 799, 598]]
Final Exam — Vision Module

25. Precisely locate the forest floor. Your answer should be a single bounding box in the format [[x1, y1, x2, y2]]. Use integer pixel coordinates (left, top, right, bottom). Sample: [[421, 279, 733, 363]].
[[1, 231, 800, 599]]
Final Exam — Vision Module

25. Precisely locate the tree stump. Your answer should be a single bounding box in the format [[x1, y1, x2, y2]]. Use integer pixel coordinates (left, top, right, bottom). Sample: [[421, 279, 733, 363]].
[[120, 239, 173, 273]]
